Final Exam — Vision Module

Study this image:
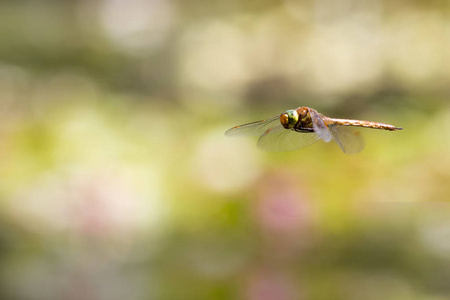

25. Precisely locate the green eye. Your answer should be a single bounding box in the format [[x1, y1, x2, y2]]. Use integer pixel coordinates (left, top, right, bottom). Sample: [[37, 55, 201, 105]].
[[286, 110, 299, 125], [280, 110, 299, 129]]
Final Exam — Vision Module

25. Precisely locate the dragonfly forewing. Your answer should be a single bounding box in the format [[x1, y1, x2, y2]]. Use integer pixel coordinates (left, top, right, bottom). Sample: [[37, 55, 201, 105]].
[[225, 116, 281, 137]]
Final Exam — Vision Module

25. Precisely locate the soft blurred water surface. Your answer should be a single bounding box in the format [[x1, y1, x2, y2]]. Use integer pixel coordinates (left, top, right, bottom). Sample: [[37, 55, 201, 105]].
[[0, 0, 449, 299]]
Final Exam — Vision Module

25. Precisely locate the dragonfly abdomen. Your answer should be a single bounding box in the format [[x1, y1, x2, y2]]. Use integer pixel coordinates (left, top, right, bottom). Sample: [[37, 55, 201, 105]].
[[328, 118, 402, 131]]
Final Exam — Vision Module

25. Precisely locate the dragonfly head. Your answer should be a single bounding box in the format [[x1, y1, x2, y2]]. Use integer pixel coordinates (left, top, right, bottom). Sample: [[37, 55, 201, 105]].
[[280, 109, 299, 129]]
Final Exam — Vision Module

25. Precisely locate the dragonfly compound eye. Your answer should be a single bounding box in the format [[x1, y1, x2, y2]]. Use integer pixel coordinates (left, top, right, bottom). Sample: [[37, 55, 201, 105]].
[[280, 110, 298, 129]]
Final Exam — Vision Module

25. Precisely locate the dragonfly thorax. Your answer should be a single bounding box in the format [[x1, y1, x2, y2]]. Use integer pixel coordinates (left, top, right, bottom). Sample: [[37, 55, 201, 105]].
[[280, 109, 299, 129]]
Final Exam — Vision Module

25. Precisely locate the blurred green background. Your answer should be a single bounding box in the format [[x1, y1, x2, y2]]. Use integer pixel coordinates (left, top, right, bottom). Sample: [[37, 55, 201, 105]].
[[0, 0, 449, 299]]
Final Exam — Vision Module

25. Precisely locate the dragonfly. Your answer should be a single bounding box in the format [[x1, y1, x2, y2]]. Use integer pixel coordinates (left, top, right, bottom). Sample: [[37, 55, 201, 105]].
[[225, 107, 402, 153]]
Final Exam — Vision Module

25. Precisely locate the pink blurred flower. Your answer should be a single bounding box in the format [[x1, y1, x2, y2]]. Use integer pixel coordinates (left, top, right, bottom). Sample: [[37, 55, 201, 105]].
[[245, 269, 300, 300], [254, 171, 314, 235]]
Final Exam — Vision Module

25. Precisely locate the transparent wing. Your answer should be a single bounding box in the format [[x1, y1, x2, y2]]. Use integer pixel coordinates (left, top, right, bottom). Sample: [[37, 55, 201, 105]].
[[310, 110, 333, 142], [257, 128, 320, 152], [310, 110, 364, 153], [225, 115, 281, 137], [329, 125, 365, 154]]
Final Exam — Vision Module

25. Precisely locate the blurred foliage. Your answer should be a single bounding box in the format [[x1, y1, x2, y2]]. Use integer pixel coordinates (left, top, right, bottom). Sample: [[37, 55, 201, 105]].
[[0, 0, 449, 299]]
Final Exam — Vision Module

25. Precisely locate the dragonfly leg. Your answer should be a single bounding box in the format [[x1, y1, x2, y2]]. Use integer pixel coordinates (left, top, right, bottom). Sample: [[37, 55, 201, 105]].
[[293, 128, 314, 133]]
